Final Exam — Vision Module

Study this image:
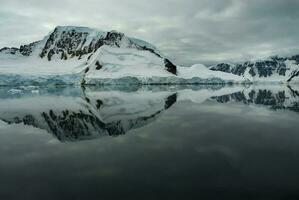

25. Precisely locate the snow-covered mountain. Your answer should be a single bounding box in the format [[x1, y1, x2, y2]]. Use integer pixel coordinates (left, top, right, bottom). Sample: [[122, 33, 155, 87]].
[[0, 87, 177, 141], [212, 85, 299, 113], [1, 85, 299, 142], [210, 55, 299, 83], [0, 26, 245, 85]]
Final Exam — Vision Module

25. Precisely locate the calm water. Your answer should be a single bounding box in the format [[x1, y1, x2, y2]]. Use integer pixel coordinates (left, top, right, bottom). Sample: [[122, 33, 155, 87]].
[[0, 85, 299, 200]]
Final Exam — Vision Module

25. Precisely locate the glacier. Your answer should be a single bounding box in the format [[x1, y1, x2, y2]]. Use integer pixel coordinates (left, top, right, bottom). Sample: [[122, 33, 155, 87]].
[[0, 25, 298, 86], [0, 26, 248, 86]]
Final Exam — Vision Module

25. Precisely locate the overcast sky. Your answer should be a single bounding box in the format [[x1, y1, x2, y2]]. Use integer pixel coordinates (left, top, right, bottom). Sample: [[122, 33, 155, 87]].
[[0, 0, 299, 66]]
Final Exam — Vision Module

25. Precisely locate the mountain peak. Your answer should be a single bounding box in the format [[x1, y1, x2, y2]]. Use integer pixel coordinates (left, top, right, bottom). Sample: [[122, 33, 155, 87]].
[[53, 25, 99, 33], [0, 25, 181, 84]]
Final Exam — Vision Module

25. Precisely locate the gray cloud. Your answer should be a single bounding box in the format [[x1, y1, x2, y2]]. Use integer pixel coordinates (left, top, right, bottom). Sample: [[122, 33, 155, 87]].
[[0, 0, 299, 66]]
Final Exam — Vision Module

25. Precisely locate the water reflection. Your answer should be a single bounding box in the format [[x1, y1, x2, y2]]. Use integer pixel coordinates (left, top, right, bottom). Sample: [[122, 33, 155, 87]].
[[213, 85, 299, 113], [0, 84, 299, 142], [0, 86, 178, 141], [1, 84, 299, 199]]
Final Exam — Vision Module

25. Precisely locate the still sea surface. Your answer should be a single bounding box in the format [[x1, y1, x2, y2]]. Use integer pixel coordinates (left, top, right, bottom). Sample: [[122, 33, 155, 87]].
[[0, 84, 299, 199]]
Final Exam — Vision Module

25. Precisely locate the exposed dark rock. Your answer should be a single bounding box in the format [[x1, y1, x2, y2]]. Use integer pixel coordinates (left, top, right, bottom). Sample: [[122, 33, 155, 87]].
[[210, 63, 231, 73], [138, 45, 162, 58], [87, 53, 93, 60], [47, 49, 55, 61], [290, 54, 299, 64], [1, 26, 182, 78], [94, 39, 104, 52], [164, 59, 177, 75], [61, 51, 68, 60], [0, 47, 20, 55], [287, 70, 299, 82], [104, 31, 126, 47], [210, 55, 296, 78], [96, 99, 103, 109], [95, 61, 102, 70], [20, 41, 39, 56], [81, 79, 86, 86], [40, 27, 91, 59], [0, 47, 9, 52], [38, 27, 168, 65]]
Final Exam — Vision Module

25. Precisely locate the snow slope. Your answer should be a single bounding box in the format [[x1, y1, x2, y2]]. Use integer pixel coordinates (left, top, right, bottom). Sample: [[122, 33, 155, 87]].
[[84, 48, 247, 84], [3, 25, 296, 85], [210, 56, 299, 83], [0, 26, 247, 85]]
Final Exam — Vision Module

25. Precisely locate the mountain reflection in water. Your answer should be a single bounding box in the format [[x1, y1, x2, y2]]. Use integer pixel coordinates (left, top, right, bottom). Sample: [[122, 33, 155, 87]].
[[0, 84, 298, 142], [1, 84, 299, 200]]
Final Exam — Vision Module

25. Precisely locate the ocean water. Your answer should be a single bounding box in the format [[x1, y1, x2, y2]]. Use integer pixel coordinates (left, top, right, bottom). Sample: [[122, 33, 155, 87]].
[[0, 84, 299, 199]]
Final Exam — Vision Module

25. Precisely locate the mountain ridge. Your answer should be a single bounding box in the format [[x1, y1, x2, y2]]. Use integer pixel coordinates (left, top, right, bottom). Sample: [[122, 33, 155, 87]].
[[209, 55, 299, 83], [1, 25, 298, 85]]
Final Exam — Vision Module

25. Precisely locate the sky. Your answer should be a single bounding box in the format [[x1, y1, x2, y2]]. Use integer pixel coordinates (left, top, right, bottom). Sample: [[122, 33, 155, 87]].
[[0, 0, 299, 66]]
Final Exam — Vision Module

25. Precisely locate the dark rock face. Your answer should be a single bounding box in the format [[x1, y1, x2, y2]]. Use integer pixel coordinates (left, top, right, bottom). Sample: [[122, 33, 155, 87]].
[[290, 54, 299, 64], [210, 63, 247, 76], [0, 26, 179, 77], [210, 55, 294, 78], [40, 27, 94, 60], [164, 59, 177, 75], [254, 58, 287, 77], [39, 28, 137, 61], [104, 31, 126, 47], [95, 61, 102, 70], [37, 27, 165, 64], [137, 45, 162, 58], [0, 47, 9, 52], [212, 63, 231, 73], [0, 44, 38, 56], [2, 115, 37, 126], [288, 70, 299, 82], [84, 67, 90, 73], [93, 39, 104, 53], [0, 47, 20, 55], [20, 41, 39, 56]]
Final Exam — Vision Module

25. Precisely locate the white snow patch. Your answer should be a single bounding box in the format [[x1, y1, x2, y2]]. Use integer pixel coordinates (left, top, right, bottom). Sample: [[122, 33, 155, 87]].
[[8, 89, 23, 94]]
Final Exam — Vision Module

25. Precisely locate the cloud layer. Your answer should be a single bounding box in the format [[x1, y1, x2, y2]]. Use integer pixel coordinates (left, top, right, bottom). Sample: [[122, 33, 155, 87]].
[[1, 0, 299, 65]]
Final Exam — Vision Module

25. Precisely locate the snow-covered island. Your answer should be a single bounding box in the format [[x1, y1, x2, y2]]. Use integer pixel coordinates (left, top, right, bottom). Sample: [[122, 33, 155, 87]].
[[0, 26, 298, 86]]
